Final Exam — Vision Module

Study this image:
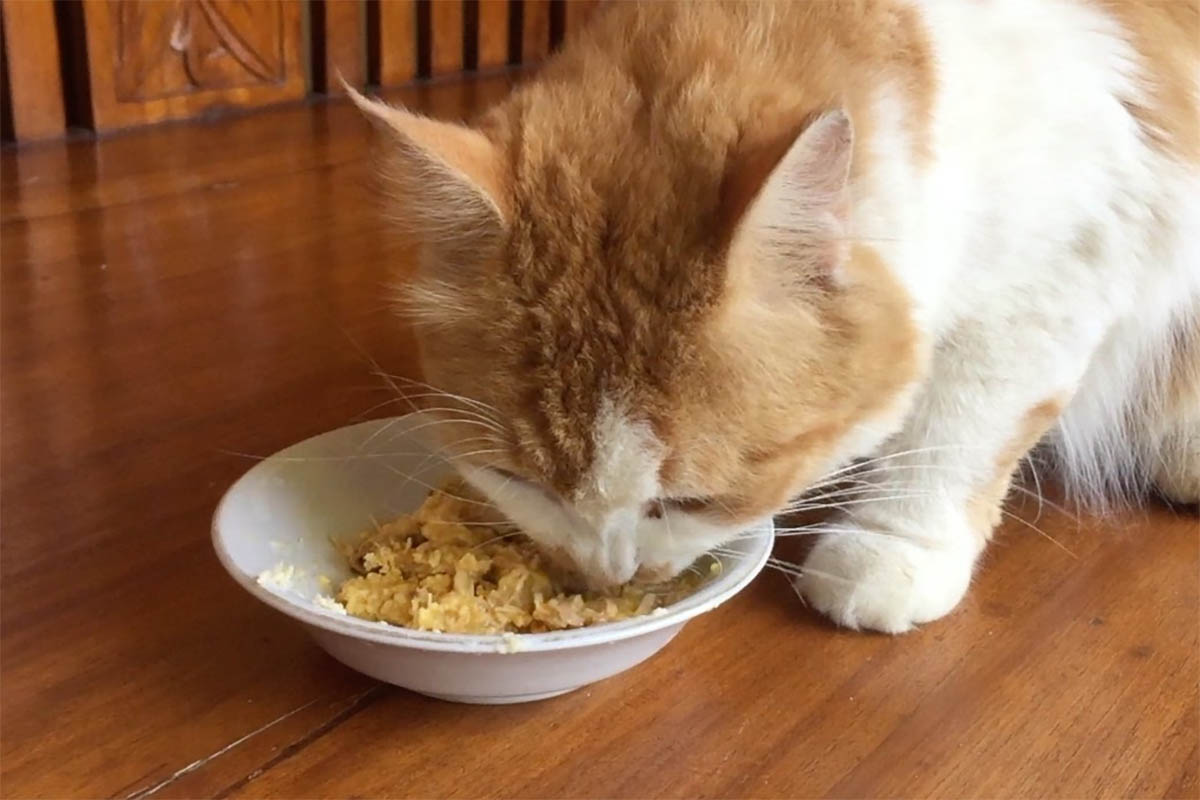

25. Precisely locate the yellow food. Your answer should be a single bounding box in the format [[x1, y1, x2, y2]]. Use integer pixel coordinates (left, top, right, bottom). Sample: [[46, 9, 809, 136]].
[[335, 479, 716, 634]]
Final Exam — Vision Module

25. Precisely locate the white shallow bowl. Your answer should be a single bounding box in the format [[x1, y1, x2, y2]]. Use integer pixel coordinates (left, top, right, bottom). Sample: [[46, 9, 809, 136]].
[[213, 415, 773, 704]]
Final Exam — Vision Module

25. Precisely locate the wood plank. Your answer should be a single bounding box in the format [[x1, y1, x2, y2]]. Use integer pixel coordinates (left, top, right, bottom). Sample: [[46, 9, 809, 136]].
[[430, 0, 464, 76], [81, 0, 307, 133], [324, 0, 366, 92], [1, 0, 65, 141], [477, 0, 510, 70], [521, 0, 550, 63], [378, 0, 417, 86]]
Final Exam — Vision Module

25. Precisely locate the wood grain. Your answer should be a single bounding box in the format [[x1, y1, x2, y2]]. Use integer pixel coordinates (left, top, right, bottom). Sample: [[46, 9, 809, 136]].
[[477, 0, 510, 70], [430, 0, 465, 76], [378, 0, 417, 86], [521, 0, 550, 62], [1, 0, 66, 140], [1, 72, 1196, 799], [81, 0, 306, 132], [323, 0, 366, 93]]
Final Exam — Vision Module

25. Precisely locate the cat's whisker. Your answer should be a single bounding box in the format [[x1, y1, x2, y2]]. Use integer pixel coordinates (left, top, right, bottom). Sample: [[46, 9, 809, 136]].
[[440, 448, 508, 464], [355, 414, 413, 454], [432, 434, 506, 453], [792, 481, 941, 505], [1007, 485, 1079, 523], [998, 509, 1079, 559], [347, 394, 422, 423], [393, 416, 508, 444], [789, 573, 809, 606], [832, 462, 975, 480], [217, 448, 460, 463], [814, 445, 989, 484], [216, 440, 507, 464], [339, 327, 409, 403], [794, 465, 975, 500], [407, 406, 506, 434], [470, 531, 527, 551], [417, 519, 518, 528], [377, 391, 503, 420], [384, 374, 504, 420], [379, 463, 499, 509], [1020, 456, 1046, 522], [711, 547, 804, 578], [781, 492, 941, 513], [710, 495, 738, 519], [771, 525, 943, 549]]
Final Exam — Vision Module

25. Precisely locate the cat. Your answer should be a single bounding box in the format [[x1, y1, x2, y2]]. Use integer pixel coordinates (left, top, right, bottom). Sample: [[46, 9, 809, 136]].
[[348, 0, 1199, 633]]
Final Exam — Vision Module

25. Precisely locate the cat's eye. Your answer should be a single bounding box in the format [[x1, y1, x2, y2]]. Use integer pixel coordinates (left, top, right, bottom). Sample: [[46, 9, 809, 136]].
[[667, 496, 716, 514], [485, 467, 558, 502], [487, 467, 523, 483], [484, 465, 532, 484], [645, 496, 715, 518]]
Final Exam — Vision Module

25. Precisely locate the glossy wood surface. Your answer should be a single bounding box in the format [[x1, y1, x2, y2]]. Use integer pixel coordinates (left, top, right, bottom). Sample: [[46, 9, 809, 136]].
[[1, 72, 1197, 799]]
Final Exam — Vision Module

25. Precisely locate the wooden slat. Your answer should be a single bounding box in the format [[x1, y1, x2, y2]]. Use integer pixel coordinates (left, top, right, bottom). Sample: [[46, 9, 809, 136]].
[[477, 0, 509, 70], [521, 0, 550, 62], [430, 0, 464, 76], [563, 0, 596, 38], [1, 0, 65, 141], [324, 0, 366, 92], [379, 0, 417, 86]]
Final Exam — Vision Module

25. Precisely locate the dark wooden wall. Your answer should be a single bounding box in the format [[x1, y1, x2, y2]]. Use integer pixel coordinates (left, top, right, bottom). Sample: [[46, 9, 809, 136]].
[[0, 0, 597, 142]]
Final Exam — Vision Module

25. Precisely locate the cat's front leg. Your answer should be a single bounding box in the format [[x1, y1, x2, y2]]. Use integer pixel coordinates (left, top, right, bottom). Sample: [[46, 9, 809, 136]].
[[796, 326, 1082, 633]]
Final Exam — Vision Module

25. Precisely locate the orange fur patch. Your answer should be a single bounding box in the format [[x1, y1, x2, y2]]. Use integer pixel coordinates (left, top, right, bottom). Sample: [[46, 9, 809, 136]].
[[967, 398, 1067, 539], [661, 244, 925, 524], [1092, 0, 1200, 163]]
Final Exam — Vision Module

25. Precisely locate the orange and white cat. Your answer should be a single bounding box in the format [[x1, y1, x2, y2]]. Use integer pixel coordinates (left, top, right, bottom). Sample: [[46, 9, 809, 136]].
[[350, 1, 1199, 632]]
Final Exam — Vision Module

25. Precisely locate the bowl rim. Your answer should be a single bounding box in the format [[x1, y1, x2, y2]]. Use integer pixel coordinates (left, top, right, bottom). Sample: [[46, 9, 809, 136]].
[[212, 416, 774, 655]]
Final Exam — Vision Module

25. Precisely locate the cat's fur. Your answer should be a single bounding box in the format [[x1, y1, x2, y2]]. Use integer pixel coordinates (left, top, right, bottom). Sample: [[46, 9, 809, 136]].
[[351, 0, 1199, 632]]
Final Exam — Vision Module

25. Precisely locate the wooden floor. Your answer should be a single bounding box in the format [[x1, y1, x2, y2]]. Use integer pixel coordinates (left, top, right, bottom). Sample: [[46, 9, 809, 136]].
[[2, 73, 1197, 799]]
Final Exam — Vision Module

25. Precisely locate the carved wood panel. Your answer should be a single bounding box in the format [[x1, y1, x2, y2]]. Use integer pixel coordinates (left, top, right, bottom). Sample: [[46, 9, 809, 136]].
[[83, 0, 304, 132]]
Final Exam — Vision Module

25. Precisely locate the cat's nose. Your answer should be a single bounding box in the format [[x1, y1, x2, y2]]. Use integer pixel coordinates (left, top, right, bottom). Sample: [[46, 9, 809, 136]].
[[581, 554, 637, 590], [579, 531, 637, 589]]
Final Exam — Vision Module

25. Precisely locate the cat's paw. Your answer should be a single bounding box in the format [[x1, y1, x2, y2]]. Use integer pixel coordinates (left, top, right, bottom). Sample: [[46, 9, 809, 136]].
[[795, 528, 975, 634]]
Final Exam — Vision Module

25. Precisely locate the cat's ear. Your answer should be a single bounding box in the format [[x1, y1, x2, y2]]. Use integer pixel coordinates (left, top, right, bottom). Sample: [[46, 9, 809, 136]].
[[724, 110, 854, 284], [346, 86, 507, 258]]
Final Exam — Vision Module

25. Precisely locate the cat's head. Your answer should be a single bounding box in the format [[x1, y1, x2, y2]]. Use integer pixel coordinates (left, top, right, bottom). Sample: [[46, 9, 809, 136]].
[[350, 87, 922, 587]]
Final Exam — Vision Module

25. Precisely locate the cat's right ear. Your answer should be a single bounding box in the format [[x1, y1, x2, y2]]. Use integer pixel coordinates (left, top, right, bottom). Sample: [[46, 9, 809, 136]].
[[346, 85, 507, 259], [723, 110, 854, 289]]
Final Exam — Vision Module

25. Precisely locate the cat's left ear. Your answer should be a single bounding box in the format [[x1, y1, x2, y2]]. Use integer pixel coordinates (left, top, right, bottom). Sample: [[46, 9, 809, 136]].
[[724, 110, 854, 283], [346, 86, 507, 259]]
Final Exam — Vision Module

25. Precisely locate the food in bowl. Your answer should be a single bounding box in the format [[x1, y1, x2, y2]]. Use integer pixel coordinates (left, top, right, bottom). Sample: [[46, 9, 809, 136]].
[[330, 478, 718, 634]]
